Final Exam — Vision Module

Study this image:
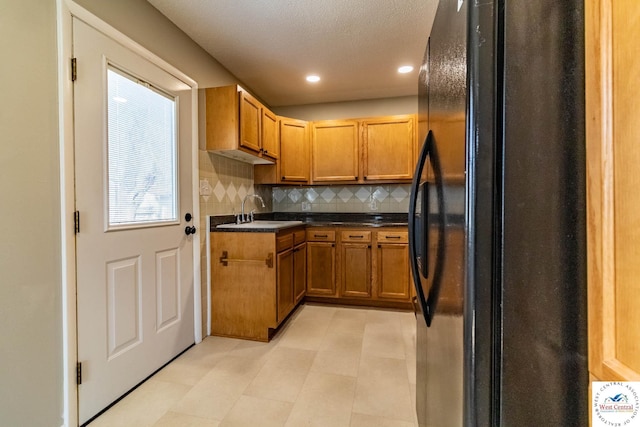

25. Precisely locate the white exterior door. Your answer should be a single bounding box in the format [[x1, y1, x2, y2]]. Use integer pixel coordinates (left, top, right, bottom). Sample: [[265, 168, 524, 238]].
[[73, 18, 196, 424]]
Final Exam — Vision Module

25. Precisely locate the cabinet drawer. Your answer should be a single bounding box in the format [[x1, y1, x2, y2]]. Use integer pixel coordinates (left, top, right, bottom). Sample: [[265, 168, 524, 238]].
[[294, 229, 306, 246], [377, 231, 408, 244], [276, 232, 294, 252], [341, 230, 372, 243], [307, 229, 336, 242]]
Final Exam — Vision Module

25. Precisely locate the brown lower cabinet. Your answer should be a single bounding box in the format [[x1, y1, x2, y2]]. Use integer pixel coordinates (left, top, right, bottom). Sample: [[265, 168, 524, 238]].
[[276, 247, 294, 322], [210, 225, 411, 342], [306, 226, 412, 307], [375, 230, 411, 300], [340, 230, 372, 298], [211, 226, 305, 341], [306, 229, 337, 296], [293, 242, 306, 303]]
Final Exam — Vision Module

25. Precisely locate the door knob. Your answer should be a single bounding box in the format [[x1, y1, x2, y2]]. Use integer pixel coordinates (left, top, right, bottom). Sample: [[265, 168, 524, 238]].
[[185, 226, 196, 235]]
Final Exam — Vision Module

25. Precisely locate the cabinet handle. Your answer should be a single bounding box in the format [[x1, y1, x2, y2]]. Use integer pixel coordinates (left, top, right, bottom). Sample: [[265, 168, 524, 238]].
[[385, 235, 402, 239], [364, 176, 368, 180], [331, 243, 335, 247], [354, 176, 358, 180], [219, 251, 274, 268], [349, 235, 364, 238], [378, 244, 381, 248], [368, 245, 371, 249], [315, 234, 328, 238]]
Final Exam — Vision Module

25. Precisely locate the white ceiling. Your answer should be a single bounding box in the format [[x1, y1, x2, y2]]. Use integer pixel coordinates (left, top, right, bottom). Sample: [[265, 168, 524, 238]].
[[147, 0, 438, 107]]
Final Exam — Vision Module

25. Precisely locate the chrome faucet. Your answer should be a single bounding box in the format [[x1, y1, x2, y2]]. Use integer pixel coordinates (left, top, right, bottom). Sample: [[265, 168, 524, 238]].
[[239, 194, 265, 223]]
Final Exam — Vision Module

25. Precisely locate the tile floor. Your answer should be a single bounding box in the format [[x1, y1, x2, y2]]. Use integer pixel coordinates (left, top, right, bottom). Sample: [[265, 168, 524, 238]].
[[90, 303, 418, 427]]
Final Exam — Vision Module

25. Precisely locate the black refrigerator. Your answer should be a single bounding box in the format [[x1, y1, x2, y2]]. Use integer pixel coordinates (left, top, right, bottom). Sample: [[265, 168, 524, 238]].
[[408, 0, 588, 426]]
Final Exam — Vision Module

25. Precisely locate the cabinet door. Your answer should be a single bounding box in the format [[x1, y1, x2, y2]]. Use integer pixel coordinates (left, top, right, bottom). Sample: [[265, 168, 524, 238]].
[[280, 118, 309, 182], [261, 108, 278, 160], [340, 242, 371, 298], [306, 241, 336, 296], [293, 243, 307, 303], [586, 0, 640, 382], [311, 120, 359, 182], [239, 91, 262, 154], [362, 115, 415, 181], [376, 243, 410, 300], [277, 248, 294, 323]]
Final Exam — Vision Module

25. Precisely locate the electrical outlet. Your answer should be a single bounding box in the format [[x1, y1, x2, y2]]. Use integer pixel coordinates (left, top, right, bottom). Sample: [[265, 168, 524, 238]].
[[199, 179, 211, 196]]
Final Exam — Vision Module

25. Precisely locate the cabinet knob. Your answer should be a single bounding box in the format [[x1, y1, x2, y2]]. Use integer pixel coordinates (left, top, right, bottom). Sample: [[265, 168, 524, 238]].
[[364, 176, 368, 180]]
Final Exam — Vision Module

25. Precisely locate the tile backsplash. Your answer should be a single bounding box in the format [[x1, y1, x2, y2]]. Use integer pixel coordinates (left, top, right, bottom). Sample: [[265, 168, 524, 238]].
[[272, 184, 411, 213], [198, 151, 272, 216]]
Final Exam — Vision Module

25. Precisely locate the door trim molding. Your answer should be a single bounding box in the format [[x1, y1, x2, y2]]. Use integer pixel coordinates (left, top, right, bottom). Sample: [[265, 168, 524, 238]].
[[57, 1, 201, 425]]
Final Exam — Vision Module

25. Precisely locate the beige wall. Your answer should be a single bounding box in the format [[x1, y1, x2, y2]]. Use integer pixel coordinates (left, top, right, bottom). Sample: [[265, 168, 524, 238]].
[[0, 2, 419, 423], [0, 0, 63, 425], [72, 0, 238, 88], [273, 95, 418, 121]]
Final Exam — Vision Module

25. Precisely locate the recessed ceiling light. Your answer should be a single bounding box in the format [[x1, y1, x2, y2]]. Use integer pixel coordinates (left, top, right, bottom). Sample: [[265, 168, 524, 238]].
[[306, 75, 321, 83], [398, 65, 414, 74]]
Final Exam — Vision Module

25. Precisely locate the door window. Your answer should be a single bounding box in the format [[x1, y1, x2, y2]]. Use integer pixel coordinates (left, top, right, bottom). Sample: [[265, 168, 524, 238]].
[[106, 65, 178, 229]]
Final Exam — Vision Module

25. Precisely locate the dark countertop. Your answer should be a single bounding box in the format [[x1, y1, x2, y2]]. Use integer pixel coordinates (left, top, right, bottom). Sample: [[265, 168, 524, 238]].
[[210, 212, 408, 232]]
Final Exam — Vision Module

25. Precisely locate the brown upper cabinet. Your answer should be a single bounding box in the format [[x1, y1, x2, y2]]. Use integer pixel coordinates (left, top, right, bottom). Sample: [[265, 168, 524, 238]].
[[362, 115, 415, 181], [280, 117, 309, 183], [309, 115, 416, 184], [205, 84, 416, 182], [261, 108, 279, 159], [311, 120, 360, 183], [254, 117, 310, 185], [205, 85, 277, 164]]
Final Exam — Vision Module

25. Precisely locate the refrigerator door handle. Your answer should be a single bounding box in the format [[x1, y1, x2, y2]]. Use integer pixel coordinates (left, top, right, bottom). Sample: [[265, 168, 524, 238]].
[[409, 130, 432, 317]]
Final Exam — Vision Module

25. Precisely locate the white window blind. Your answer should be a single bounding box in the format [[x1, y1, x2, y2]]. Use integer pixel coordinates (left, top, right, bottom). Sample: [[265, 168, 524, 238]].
[[107, 66, 178, 228]]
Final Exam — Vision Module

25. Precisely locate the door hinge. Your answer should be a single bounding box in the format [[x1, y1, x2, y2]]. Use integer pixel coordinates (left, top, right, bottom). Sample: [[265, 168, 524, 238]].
[[74, 210, 80, 234], [76, 362, 82, 385], [71, 57, 77, 81]]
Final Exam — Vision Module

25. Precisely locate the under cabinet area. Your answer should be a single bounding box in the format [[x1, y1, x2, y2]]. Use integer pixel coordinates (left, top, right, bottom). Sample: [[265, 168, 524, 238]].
[[210, 226, 305, 341]]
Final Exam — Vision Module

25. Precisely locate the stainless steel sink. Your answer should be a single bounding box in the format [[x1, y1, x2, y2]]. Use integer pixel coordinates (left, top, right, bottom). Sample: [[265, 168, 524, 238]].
[[216, 220, 304, 230]]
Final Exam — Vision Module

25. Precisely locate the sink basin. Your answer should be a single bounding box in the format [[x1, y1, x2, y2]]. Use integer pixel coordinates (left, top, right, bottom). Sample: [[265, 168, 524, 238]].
[[216, 220, 304, 230]]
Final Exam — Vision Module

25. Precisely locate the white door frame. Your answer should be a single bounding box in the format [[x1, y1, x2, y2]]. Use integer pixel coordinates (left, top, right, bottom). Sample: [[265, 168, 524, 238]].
[[56, 1, 202, 425]]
